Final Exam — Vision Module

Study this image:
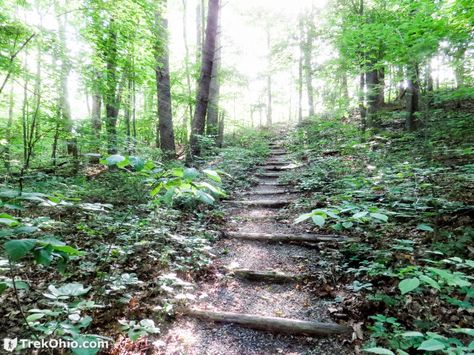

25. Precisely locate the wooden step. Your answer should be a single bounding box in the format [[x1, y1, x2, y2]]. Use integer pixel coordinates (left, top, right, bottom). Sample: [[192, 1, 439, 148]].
[[228, 199, 292, 208], [261, 165, 297, 171], [257, 172, 281, 178], [228, 268, 305, 283], [226, 231, 349, 243], [243, 190, 289, 195], [270, 151, 287, 156], [259, 180, 289, 186], [185, 308, 351, 336]]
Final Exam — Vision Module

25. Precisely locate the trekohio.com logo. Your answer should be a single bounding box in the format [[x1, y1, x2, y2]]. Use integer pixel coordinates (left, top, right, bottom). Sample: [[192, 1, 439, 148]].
[[3, 338, 109, 352]]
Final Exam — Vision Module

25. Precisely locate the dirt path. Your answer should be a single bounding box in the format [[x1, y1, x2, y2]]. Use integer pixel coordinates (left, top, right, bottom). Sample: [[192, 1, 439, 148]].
[[159, 141, 354, 355]]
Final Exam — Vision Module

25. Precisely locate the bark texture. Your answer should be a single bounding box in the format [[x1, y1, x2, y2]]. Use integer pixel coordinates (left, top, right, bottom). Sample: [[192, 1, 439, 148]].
[[185, 308, 351, 336], [155, 1, 176, 159], [189, 0, 220, 158]]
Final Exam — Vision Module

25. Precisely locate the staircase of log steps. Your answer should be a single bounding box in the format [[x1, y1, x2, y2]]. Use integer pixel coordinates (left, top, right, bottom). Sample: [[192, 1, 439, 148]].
[[185, 140, 352, 338]]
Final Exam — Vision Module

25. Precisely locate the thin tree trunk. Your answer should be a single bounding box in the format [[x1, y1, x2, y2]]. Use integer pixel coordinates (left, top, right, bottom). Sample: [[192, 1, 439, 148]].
[[58, 10, 77, 159], [4, 83, 14, 172], [217, 111, 224, 148], [155, 0, 176, 159], [189, 0, 220, 158], [182, 0, 194, 139], [206, 12, 221, 137], [266, 26, 272, 126], [358, 72, 366, 129], [124, 75, 132, 153], [104, 20, 119, 154], [303, 24, 315, 117], [405, 63, 419, 131], [298, 18, 304, 122]]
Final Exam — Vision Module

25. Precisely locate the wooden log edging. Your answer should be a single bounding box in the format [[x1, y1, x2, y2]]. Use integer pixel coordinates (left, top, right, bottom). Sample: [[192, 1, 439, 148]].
[[184, 308, 351, 336], [228, 268, 305, 283], [229, 199, 292, 208], [226, 231, 351, 243]]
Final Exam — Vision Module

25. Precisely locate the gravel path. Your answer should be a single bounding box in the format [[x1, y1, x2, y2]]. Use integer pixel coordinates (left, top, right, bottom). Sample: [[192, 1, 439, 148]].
[[157, 144, 355, 354]]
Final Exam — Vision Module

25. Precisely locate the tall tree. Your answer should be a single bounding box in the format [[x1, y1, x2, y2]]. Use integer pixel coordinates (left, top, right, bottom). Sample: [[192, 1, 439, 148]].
[[302, 15, 315, 117], [57, 7, 77, 158], [266, 24, 272, 126], [155, 0, 176, 159], [189, 0, 220, 158], [206, 12, 221, 137]]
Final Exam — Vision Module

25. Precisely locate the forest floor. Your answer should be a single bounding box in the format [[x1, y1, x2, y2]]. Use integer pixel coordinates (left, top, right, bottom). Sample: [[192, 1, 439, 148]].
[[157, 136, 354, 354]]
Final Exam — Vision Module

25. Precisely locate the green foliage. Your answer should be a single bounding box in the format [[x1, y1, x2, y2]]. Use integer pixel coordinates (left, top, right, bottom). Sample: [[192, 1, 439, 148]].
[[118, 319, 160, 341]]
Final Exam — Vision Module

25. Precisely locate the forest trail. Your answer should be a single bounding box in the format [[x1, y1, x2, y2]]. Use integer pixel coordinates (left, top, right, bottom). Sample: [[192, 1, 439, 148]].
[[159, 136, 354, 354]]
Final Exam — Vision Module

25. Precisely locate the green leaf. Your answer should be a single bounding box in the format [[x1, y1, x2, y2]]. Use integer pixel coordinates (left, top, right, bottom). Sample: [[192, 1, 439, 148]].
[[4, 239, 37, 261], [183, 168, 199, 180], [26, 313, 45, 322], [417, 224, 434, 232], [451, 328, 474, 336], [352, 211, 368, 219], [203, 169, 222, 183], [0, 213, 19, 226], [34, 247, 53, 265], [294, 213, 313, 224], [196, 190, 215, 205], [311, 214, 325, 227], [364, 347, 395, 354], [399, 277, 420, 295], [44, 283, 91, 299], [401, 331, 424, 337], [417, 338, 446, 351], [105, 155, 126, 165], [419, 275, 440, 290], [370, 212, 388, 222], [0, 283, 7, 294]]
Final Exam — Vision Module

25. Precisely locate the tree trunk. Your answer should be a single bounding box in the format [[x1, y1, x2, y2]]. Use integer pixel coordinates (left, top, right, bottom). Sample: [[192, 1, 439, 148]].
[[266, 26, 272, 126], [185, 308, 351, 336], [189, 0, 220, 158], [206, 12, 221, 137], [359, 73, 366, 130], [298, 18, 304, 122], [217, 111, 224, 148], [303, 24, 315, 117], [104, 20, 119, 154], [366, 69, 379, 128], [405, 63, 419, 131], [454, 46, 466, 89], [182, 0, 194, 139], [58, 10, 77, 159], [377, 67, 384, 106], [155, 0, 176, 159], [4, 83, 14, 172]]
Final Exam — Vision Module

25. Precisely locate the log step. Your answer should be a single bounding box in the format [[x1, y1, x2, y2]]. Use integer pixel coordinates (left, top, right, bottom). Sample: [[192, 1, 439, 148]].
[[257, 172, 281, 178], [261, 165, 298, 171], [185, 308, 351, 336], [226, 231, 349, 243], [228, 268, 305, 283], [229, 199, 292, 208], [259, 180, 289, 186], [243, 190, 288, 195], [270, 151, 287, 156]]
